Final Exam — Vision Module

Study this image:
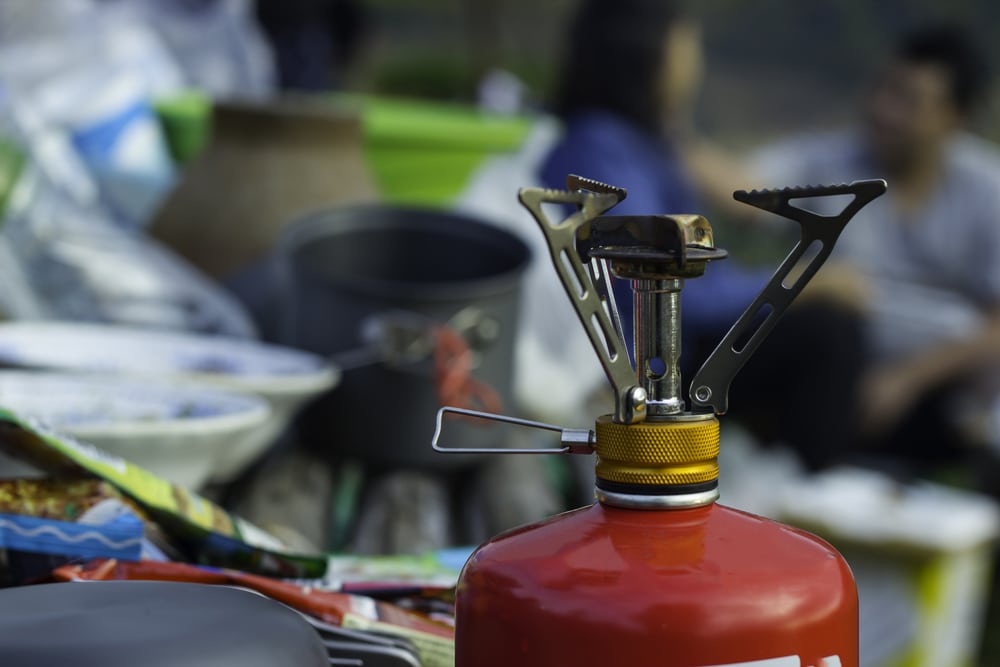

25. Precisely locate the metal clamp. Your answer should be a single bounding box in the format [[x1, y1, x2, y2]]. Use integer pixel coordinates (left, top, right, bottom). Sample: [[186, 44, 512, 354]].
[[432, 407, 595, 455], [689, 179, 887, 414]]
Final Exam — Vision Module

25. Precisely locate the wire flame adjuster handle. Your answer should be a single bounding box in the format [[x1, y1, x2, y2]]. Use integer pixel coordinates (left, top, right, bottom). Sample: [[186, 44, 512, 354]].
[[432, 406, 595, 455]]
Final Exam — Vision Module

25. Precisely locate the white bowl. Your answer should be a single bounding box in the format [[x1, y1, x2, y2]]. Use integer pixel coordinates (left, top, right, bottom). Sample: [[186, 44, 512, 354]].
[[0, 371, 271, 489], [0, 322, 340, 481]]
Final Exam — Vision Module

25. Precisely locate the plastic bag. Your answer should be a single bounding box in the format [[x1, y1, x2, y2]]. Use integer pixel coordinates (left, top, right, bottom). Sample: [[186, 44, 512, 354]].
[[0, 96, 255, 336], [0, 0, 275, 229], [0, 3, 183, 227]]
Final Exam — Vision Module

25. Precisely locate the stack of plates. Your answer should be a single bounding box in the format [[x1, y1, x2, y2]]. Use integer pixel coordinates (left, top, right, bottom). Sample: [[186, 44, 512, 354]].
[[0, 323, 339, 487]]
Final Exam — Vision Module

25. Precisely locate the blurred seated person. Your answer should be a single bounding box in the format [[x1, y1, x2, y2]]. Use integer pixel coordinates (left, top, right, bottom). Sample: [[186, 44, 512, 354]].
[[540, 0, 867, 471], [541, 0, 768, 354], [751, 24, 1000, 478]]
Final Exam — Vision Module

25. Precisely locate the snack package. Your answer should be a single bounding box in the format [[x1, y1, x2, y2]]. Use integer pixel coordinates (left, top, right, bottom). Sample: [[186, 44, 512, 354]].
[[0, 409, 327, 577], [0, 478, 144, 584], [0, 477, 131, 520], [323, 551, 465, 587], [320, 552, 461, 622], [54, 558, 455, 667]]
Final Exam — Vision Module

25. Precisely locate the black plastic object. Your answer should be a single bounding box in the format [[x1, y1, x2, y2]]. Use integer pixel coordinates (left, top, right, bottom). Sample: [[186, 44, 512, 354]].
[[0, 581, 329, 667], [280, 205, 531, 469]]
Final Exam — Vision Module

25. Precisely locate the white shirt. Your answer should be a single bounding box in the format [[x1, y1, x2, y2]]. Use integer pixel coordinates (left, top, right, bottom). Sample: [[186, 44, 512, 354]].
[[752, 130, 1000, 363]]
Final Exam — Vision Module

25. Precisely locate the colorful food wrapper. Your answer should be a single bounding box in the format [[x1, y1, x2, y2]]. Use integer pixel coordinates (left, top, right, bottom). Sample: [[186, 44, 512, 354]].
[[0, 478, 144, 584], [0, 510, 142, 561], [0, 409, 327, 577], [55, 558, 455, 667]]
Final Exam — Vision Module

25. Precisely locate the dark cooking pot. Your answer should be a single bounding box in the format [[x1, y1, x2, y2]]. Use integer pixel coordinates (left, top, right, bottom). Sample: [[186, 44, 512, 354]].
[[280, 205, 530, 469]]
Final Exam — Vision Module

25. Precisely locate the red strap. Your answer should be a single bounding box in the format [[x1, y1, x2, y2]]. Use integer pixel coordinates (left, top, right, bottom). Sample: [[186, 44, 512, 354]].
[[432, 326, 503, 415]]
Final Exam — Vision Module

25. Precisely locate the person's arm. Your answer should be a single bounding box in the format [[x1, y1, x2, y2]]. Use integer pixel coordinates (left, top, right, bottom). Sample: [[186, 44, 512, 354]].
[[861, 309, 1000, 435], [680, 138, 757, 219], [679, 133, 831, 223]]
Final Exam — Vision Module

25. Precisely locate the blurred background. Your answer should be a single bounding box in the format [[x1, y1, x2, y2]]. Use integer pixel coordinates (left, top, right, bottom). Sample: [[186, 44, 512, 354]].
[[0, 1, 999, 666], [351, 0, 1000, 141]]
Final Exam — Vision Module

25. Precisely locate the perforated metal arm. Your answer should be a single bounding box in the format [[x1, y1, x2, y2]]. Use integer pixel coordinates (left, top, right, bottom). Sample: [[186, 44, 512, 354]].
[[517, 175, 649, 424], [689, 179, 887, 414]]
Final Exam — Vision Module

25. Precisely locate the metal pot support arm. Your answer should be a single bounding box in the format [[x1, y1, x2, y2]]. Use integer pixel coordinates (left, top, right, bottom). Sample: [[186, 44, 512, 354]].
[[689, 179, 887, 414], [517, 175, 648, 424]]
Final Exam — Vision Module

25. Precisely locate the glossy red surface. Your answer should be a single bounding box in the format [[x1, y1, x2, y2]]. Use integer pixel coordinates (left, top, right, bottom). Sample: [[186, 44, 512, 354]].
[[456, 501, 856, 667]]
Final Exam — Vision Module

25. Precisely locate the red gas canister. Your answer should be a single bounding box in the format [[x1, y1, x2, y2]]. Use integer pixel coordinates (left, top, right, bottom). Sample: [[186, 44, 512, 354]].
[[434, 175, 886, 667]]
